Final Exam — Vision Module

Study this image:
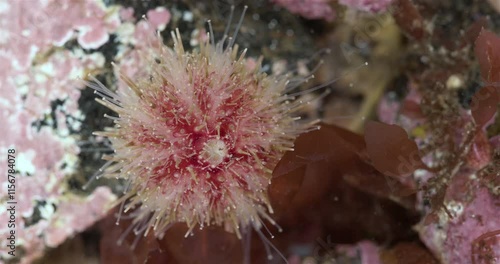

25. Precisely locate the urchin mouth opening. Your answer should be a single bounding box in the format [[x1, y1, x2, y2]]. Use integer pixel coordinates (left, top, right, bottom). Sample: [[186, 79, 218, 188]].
[[200, 138, 228, 167]]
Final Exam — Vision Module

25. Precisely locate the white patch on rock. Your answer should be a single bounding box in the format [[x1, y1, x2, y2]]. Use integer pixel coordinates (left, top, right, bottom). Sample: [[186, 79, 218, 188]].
[[17, 149, 37, 175]]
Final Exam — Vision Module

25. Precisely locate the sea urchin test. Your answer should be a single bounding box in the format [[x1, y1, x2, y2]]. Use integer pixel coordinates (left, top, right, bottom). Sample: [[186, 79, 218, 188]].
[[86, 7, 313, 240]]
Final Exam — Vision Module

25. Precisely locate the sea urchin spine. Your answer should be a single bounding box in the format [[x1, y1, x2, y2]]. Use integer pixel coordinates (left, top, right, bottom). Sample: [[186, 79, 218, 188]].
[[87, 9, 313, 240]]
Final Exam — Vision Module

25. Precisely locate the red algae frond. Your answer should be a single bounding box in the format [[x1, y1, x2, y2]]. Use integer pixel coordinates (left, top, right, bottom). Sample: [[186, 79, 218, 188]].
[[87, 20, 312, 239]]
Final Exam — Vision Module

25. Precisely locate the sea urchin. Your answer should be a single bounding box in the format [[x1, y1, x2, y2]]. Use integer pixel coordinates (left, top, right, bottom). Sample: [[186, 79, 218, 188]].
[[87, 8, 311, 240]]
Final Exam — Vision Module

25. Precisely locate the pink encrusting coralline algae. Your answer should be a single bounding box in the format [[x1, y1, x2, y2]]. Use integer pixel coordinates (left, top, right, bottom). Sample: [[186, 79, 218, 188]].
[[272, 0, 394, 22], [87, 13, 313, 239], [271, 0, 336, 21], [0, 0, 119, 262], [339, 0, 394, 13]]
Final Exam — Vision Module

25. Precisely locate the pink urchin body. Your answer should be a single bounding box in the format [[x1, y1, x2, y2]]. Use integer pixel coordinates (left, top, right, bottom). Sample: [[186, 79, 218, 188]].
[[89, 27, 308, 238]]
